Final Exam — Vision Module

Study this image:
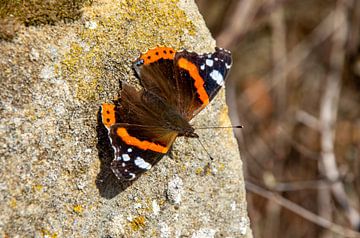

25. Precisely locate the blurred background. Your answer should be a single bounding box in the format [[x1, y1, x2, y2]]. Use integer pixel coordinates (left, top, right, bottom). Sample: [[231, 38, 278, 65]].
[[196, 0, 360, 237]]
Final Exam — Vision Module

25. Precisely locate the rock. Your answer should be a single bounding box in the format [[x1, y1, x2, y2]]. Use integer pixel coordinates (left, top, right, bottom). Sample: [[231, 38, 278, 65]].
[[29, 48, 40, 61], [84, 21, 97, 30], [166, 175, 184, 205]]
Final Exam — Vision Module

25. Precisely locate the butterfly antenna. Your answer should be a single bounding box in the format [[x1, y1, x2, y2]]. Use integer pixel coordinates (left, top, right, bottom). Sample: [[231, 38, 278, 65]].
[[194, 125, 243, 130], [196, 137, 214, 161]]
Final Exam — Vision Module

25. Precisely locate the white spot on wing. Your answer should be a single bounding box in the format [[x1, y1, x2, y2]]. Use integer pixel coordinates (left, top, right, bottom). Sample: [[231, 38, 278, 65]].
[[200, 64, 205, 70], [214, 57, 218, 61], [210, 70, 224, 86], [134, 157, 152, 170], [127, 148, 132, 153], [128, 173, 136, 180], [122, 154, 131, 161], [225, 62, 231, 69], [206, 59, 214, 67]]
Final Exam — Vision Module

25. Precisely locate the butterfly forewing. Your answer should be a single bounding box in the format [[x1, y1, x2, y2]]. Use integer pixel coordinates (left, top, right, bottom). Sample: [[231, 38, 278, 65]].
[[174, 47, 232, 119], [133, 47, 178, 107]]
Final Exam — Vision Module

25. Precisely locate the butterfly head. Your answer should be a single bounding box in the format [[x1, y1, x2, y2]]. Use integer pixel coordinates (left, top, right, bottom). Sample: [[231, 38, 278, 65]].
[[178, 126, 199, 138]]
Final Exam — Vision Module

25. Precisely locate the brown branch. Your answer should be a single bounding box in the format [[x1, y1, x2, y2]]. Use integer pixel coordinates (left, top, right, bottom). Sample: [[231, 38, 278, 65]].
[[347, 0, 360, 55], [216, 0, 258, 48], [270, 0, 287, 159], [246, 181, 360, 237], [270, 0, 287, 113], [272, 180, 330, 192], [318, 0, 360, 230], [295, 110, 321, 131], [239, 8, 343, 110]]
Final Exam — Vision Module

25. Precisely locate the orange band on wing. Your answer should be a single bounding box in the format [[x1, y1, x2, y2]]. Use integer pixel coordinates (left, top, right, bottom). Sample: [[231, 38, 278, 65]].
[[140, 47, 176, 65], [116, 127, 169, 153], [177, 58, 209, 105], [101, 103, 116, 129]]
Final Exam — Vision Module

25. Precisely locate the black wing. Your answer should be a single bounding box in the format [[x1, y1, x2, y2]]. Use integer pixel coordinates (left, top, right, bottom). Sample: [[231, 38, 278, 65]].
[[174, 47, 233, 119]]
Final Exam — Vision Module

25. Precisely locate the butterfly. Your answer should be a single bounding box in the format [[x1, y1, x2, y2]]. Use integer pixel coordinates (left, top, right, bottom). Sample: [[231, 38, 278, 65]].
[[101, 46, 232, 180]]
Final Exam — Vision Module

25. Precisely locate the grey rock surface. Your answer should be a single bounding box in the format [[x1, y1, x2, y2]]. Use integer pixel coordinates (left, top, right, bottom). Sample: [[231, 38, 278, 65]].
[[0, 0, 252, 237]]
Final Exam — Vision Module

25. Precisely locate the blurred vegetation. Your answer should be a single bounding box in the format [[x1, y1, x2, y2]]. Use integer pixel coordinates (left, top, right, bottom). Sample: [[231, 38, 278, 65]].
[[197, 0, 360, 237], [0, 0, 92, 40]]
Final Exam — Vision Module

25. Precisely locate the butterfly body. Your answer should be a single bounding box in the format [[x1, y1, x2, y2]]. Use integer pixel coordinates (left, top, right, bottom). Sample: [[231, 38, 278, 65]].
[[101, 47, 232, 180]]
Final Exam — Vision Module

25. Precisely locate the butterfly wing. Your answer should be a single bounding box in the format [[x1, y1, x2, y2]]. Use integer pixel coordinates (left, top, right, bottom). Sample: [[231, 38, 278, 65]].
[[133, 47, 178, 107], [109, 123, 177, 180], [101, 84, 178, 180], [174, 47, 233, 119], [133, 47, 232, 121]]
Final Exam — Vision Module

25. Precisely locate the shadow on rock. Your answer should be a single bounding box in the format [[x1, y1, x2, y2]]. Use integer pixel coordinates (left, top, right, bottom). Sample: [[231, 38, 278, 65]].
[[95, 108, 138, 199]]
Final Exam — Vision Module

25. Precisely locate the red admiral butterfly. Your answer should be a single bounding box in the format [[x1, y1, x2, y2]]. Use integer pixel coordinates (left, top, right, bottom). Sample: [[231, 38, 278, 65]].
[[101, 46, 232, 180]]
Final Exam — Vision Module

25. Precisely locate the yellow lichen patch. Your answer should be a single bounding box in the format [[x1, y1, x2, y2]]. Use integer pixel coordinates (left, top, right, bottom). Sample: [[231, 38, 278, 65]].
[[61, 42, 84, 74], [203, 163, 212, 175], [76, 77, 99, 101], [218, 162, 225, 172], [219, 105, 230, 125], [161, 198, 167, 204], [9, 198, 17, 208], [24, 106, 37, 121], [60, 0, 198, 103], [180, 164, 187, 172], [129, 216, 146, 231], [0, 0, 92, 40], [195, 167, 203, 175], [61, 42, 102, 101], [41, 229, 58, 238], [115, 0, 196, 50], [195, 164, 212, 176], [33, 184, 43, 192], [73, 204, 83, 214]]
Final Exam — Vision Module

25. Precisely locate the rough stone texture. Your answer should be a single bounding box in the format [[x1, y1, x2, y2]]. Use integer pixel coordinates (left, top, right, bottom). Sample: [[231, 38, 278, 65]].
[[0, 0, 252, 237]]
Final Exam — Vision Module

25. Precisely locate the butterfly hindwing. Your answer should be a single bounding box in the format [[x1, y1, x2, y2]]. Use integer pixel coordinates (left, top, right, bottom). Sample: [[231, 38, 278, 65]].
[[109, 140, 160, 180], [101, 85, 178, 180], [109, 123, 176, 180]]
